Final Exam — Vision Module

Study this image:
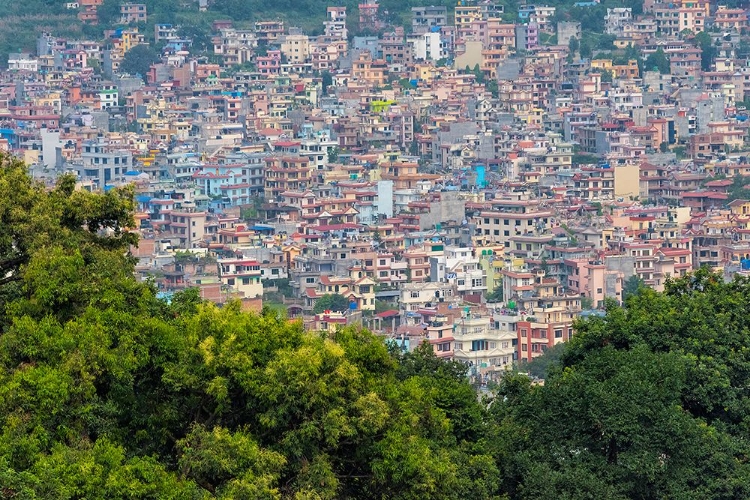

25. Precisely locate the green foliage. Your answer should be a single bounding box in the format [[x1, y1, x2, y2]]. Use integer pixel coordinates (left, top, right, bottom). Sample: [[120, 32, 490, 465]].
[[313, 293, 350, 313], [327, 146, 340, 163], [572, 152, 600, 165], [519, 342, 564, 379], [621, 274, 645, 304], [490, 269, 750, 498], [120, 44, 161, 80], [567, 36, 579, 53], [485, 286, 504, 303], [695, 31, 717, 72], [645, 48, 670, 74], [726, 175, 750, 202]]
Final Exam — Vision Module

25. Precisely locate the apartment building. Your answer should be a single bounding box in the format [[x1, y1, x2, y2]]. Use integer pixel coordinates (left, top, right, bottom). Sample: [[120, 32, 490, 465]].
[[218, 257, 263, 298]]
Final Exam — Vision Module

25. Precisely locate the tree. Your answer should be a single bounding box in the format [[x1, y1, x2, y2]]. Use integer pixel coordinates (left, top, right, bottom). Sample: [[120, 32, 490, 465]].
[[581, 296, 594, 309], [695, 31, 717, 71], [600, 69, 614, 83], [568, 36, 579, 54], [0, 161, 502, 498], [321, 70, 333, 93], [0, 155, 137, 320], [120, 44, 161, 81], [313, 293, 350, 313], [520, 341, 565, 379], [645, 48, 670, 74], [489, 269, 750, 498], [621, 274, 645, 304], [327, 146, 340, 163], [96, 0, 122, 26], [178, 25, 212, 54]]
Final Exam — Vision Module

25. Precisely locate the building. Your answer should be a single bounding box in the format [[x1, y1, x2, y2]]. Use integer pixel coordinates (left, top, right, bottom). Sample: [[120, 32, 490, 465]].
[[218, 257, 263, 298], [120, 3, 147, 24]]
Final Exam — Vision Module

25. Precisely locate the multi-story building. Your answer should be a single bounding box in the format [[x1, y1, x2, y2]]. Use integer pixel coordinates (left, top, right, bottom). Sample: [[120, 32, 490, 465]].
[[218, 257, 263, 298], [411, 6, 448, 35], [324, 7, 348, 39], [77, 137, 134, 186], [120, 3, 146, 24], [265, 156, 313, 199]]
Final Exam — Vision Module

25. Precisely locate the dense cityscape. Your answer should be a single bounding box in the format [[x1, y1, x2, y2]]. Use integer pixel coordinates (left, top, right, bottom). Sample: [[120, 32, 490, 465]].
[[5, 0, 750, 496]]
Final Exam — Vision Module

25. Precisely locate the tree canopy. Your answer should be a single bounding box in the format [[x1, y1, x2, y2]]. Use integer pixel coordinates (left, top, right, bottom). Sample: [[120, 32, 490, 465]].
[[0, 156, 498, 498], [313, 293, 350, 313], [120, 44, 161, 80], [490, 268, 750, 498]]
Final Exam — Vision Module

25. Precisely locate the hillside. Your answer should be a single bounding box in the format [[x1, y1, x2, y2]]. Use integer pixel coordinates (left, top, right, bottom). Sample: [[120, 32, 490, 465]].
[[0, 0, 649, 66]]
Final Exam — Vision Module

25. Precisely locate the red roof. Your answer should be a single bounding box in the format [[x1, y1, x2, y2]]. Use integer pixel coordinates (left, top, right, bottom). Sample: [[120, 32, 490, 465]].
[[375, 310, 399, 318]]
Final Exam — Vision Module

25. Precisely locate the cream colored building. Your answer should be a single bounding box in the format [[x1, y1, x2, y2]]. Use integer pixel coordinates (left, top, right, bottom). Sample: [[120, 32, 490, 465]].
[[280, 33, 310, 64]]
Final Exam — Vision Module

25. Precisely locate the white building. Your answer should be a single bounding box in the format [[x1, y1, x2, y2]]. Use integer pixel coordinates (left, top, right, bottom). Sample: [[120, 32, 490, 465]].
[[8, 53, 38, 72], [605, 8, 633, 35], [451, 310, 516, 376], [408, 31, 449, 62], [430, 246, 487, 295]]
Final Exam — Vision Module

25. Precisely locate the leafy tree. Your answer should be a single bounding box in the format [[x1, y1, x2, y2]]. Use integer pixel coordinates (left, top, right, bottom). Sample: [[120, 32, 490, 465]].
[[327, 146, 340, 163], [581, 296, 594, 309], [313, 293, 351, 313], [572, 152, 601, 165], [568, 36, 579, 54], [178, 25, 212, 54], [645, 48, 670, 74], [321, 70, 333, 93], [490, 269, 750, 498], [621, 274, 645, 304], [695, 31, 717, 71], [120, 44, 161, 81], [486, 79, 499, 98], [726, 174, 750, 202], [485, 285, 503, 303], [97, 0, 122, 26], [520, 341, 565, 379]]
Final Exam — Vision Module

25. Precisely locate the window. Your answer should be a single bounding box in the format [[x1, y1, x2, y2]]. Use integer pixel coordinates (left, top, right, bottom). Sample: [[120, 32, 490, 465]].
[[242, 278, 250, 285], [410, 291, 420, 298], [227, 278, 235, 286], [555, 329, 563, 338], [521, 329, 527, 337], [306, 277, 315, 284]]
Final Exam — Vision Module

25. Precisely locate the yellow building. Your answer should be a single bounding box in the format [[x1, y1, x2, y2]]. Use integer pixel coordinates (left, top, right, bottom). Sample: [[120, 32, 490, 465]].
[[614, 164, 641, 199]]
